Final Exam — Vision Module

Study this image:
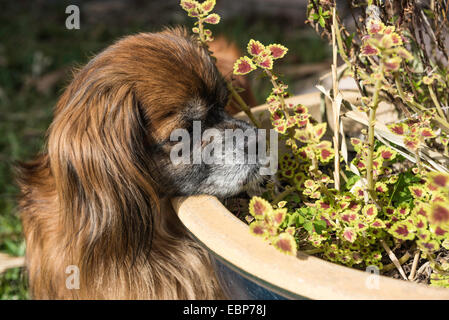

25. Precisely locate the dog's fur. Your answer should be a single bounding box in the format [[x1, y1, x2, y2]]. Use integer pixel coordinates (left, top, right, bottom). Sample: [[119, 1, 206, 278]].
[[17, 28, 261, 299]]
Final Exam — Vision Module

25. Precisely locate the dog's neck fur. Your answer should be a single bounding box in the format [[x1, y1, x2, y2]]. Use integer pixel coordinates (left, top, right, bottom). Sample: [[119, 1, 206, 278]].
[[18, 156, 224, 299]]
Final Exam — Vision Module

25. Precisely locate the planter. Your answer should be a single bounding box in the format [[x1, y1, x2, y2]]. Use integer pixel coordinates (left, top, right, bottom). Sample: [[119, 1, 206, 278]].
[[171, 92, 449, 300]]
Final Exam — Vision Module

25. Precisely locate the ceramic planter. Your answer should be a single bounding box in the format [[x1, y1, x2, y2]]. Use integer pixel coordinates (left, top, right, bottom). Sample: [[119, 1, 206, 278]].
[[171, 92, 449, 300]]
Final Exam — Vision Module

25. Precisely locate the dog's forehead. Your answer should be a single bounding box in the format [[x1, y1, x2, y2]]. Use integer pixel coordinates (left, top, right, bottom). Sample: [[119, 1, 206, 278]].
[[119, 32, 229, 140]]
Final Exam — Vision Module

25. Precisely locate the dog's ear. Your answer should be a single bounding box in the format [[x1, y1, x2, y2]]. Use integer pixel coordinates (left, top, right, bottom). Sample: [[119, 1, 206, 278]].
[[47, 75, 158, 272]]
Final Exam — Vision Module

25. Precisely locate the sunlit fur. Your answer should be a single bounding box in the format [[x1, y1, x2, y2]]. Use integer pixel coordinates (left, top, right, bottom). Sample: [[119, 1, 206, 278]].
[[17, 28, 260, 299]]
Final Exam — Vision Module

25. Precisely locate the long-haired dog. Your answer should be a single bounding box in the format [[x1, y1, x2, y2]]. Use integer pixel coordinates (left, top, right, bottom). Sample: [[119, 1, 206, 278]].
[[17, 28, 262, 299]]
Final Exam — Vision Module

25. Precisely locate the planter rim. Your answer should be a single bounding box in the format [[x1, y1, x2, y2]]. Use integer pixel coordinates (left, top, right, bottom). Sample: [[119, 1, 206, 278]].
[[172, 195, 449, 300], [172, 92, 449, 300]]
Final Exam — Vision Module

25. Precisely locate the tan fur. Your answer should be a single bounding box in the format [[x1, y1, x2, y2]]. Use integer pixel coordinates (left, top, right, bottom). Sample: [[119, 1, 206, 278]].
[[17, 29, 229, 299]]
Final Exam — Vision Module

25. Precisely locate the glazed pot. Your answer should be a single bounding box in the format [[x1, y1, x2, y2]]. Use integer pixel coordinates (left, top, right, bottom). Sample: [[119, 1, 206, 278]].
[[171, 92, 449, 300]]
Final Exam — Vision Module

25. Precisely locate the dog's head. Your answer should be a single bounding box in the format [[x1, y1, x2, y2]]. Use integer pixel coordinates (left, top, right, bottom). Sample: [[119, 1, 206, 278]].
[[49, 28, 262, 216]]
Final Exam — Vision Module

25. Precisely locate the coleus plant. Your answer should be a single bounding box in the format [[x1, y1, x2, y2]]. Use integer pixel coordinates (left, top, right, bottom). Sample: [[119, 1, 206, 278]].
[[233, 4, 449, 287], [180, 0, 220, 44], [180, 0, 449, 288]]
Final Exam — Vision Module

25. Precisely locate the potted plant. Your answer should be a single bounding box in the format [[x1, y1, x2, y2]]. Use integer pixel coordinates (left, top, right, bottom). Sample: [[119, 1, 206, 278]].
[[175, 0, 449, 299]]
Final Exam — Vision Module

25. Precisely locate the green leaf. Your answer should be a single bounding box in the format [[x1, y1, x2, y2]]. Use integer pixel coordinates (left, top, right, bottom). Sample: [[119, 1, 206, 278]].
[[313, 220, 327, 234], [345, 32, 355, 49], [319, 16, 325, 28], [303, 220, 314, 233], [296, 213, 305, 225], [344, 172, 360, 190]]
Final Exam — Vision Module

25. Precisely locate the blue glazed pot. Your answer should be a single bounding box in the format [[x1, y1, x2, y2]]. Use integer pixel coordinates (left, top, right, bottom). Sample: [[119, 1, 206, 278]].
[[211, 256, 305, 300]]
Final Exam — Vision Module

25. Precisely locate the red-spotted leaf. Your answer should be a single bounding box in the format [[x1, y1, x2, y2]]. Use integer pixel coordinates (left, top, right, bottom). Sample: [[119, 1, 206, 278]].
[[203, 13, 220, 24], [281, 168, 294, 179], [418, 239, 440, 252], [433, 226, 448, 239], [413, 203, 429, 218], [388, 122, 408, 135], [316, 199, 331, 210], [429, 202, 449, 227], [256, 56, 273, 70], [363, 204, 378, 221], [294, 129, 309, 143], [348, 202, 361, 213], [384, 206, 395, 216], [233, 56, 256, 75], [384, 56, 402, 72], [270, 208, 287, 227], [417, 230, 431, 242], [249, 220, 268, 237], [420, 127, 435, 139], [304, 179, 317, 190], [249, 196, 273, 220], [313, 123, 327, 140], [377, 146, 397, 160], [355, 220, 369, 232], [318, 147, 334, 163], [201, 0, 215, 13], [390, 33, 402, 45], [247, 39, 265, 56], [371, 218, 386, 228], [341, 211, 357, 223], [353, 187, 365, 199], [409, 185, 426, 199], [274, 122, 287, 134], [180, 0, 199, 11], [428, 172, 449, 188], [267, 44, 288, 59], [404, 136, 420, 151], [277, 201, 287, 208], [310, 191, 321, 199], [294, 104, 308, 114], [342, 227, 357, 243], [413, 215, 427, 230], [375, 182, 388, 193], [367, 20, 385, 34], [350, 137, 362, 150], [361, 43, 380, 56], [388, 221, 416, 240], [272, 232, 297, 255], [396, 204, 410, 218], [384, 26, 395, 34]]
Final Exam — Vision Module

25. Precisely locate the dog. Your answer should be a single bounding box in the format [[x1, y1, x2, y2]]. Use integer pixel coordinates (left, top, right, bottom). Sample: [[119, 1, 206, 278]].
[[17, 28, 262, 299]]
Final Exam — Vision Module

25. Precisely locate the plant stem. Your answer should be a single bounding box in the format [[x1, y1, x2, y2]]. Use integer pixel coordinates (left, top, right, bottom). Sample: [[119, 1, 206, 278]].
[[380, 239, 408, 280], [366, 62, 384, 202], [383, 251, 411, 271], [395, 74, 449, 132], [311, 154, 335, 205], [331, 6, 341, 191], [414, 149, 422, 173], [226, 82, 262, 128], [272, 186, 295, 204], [264, 69, 289, 113], [408, 250, 420, 280], [302, 248, 323, 255], [428, 84, 447, 121], [394, 74, 420, 114], [198, 18, 206, 44]]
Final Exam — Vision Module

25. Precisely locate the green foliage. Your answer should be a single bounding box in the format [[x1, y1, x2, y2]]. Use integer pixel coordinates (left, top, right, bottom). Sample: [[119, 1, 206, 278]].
[[225, 1, 449, 288]]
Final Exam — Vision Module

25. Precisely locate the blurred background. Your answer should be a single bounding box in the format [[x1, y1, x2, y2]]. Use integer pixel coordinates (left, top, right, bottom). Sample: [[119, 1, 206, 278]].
[[0, 0, 331, 299]]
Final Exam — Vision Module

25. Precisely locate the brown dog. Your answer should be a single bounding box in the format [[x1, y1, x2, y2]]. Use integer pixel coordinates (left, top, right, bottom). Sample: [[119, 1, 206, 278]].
[[17, 28, 262, 299]]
